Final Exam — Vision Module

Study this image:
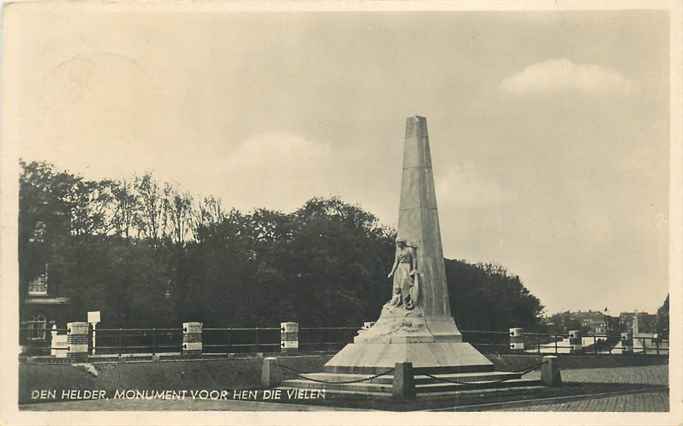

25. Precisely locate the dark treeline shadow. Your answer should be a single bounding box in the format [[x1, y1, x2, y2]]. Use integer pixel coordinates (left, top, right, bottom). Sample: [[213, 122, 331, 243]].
[[19, 160, 546, 330]]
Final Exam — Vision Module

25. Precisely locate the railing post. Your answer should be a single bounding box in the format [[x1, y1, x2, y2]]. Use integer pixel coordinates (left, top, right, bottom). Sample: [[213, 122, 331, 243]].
[[119, 328, 124, 356], [182, 322, 203, 357], [67, 322, 89, 362], [621, 331, 633, 354], [254, 328, 259, 353], [509, 328, 524, 351], [91, 323, 98, 355], [569, 330, 582, 354], [50, 324, 57, 356], [152, 328, 157, 355], [226, 328, 231, 354], [261, 357, 282, 388], [541, 356, 562, 386], [280, 322, 299, 354], [554, 335, 558, 355], [392, 362, 416, 400], [50, 324, 68, 358], [593, 335, 598, 355]]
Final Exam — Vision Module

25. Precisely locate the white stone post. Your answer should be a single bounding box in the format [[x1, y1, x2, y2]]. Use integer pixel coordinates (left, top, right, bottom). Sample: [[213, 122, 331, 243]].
[[182, 322, 203, 357], [509, 327, 525, 351], [50, 324, 58, 356], [51, 324, 68, 358], [67, 322, 89, 361], [280, 322, 299, 353]]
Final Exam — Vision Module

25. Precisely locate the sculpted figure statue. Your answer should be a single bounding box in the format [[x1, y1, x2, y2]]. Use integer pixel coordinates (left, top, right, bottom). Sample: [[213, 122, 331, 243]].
[[387, 238, 419, 310]]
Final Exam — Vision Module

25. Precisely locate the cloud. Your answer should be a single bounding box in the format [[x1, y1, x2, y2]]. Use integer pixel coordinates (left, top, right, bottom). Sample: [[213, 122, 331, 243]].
[[436, 163, 514, 208], [500, 58, 636, 96], [222, 132, 336, 212]]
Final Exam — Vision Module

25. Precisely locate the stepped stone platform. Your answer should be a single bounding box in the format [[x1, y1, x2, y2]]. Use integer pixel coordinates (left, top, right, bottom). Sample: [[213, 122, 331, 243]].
[[277, 370, 664, 411], [278, 368, 547, 408], [277, 367, 560, 411], [281, 370, 541, 394]]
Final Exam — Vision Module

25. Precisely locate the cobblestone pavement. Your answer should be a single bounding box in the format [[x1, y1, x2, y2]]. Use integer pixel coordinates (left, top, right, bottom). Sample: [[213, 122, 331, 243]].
[[497, 391, 668, 412], [525, 364, 668, 386], [496, 365, 668, 412]]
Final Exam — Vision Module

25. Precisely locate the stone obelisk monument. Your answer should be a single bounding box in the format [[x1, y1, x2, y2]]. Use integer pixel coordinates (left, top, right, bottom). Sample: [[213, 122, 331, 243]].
[[326, 116, 493, 373]]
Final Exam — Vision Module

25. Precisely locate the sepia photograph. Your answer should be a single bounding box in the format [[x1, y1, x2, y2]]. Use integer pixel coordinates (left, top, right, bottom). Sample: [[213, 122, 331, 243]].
[[0, 1, 681, 424]]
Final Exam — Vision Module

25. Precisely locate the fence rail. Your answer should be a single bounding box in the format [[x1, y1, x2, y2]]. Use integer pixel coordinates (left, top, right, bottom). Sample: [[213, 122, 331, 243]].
[[462, 330, 669, 356], [19, 323, 669, 358]]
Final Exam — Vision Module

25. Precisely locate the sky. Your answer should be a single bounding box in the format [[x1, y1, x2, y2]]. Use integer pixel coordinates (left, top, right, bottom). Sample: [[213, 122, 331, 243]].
[[3, 6, 671, 315]]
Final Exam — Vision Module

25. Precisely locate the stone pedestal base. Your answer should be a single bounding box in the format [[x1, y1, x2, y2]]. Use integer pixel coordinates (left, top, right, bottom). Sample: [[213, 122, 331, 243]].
[[325, 341, 493, 374], [326, 303, 492, 374]]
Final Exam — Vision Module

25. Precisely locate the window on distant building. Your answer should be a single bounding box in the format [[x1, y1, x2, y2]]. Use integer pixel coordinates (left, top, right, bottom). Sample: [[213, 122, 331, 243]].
[[28, 313, 47, 340], [28, 264, 48, 296]]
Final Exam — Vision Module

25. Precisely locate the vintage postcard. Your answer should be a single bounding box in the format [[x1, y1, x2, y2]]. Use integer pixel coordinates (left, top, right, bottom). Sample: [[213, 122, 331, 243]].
[[0, 1, 681, 425]]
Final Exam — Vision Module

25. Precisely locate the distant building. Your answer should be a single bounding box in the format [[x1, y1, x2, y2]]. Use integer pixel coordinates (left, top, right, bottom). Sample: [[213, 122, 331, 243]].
[[619, 311, 657, 335], [20, 219, 72, 343], [618, 311, 660, 353], [572, 310, 618, 335], [21, 262, 72, 341], [575, 311, 608, 335], [546, 308, 619, 336]]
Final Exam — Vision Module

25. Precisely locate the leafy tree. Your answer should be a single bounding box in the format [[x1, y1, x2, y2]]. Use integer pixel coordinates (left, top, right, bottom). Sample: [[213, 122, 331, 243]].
[[656, 294, 669, 337], [445, 260, 545, 331], [19, 160, 546, 333], [110, 179, 139, 240]]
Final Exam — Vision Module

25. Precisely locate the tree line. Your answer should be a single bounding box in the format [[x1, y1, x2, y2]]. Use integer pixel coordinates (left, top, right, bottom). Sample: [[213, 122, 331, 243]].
[[19, 160, 545, 330]]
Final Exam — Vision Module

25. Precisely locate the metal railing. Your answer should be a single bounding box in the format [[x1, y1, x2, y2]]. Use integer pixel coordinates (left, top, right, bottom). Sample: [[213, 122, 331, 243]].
[[463, 330, 669, 356], [202, 327, 280, 353], [19, 325, 360, 356], [298, 326, 358, 352], [19, 325, 669, 358], [94, 328, 182, 355]]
